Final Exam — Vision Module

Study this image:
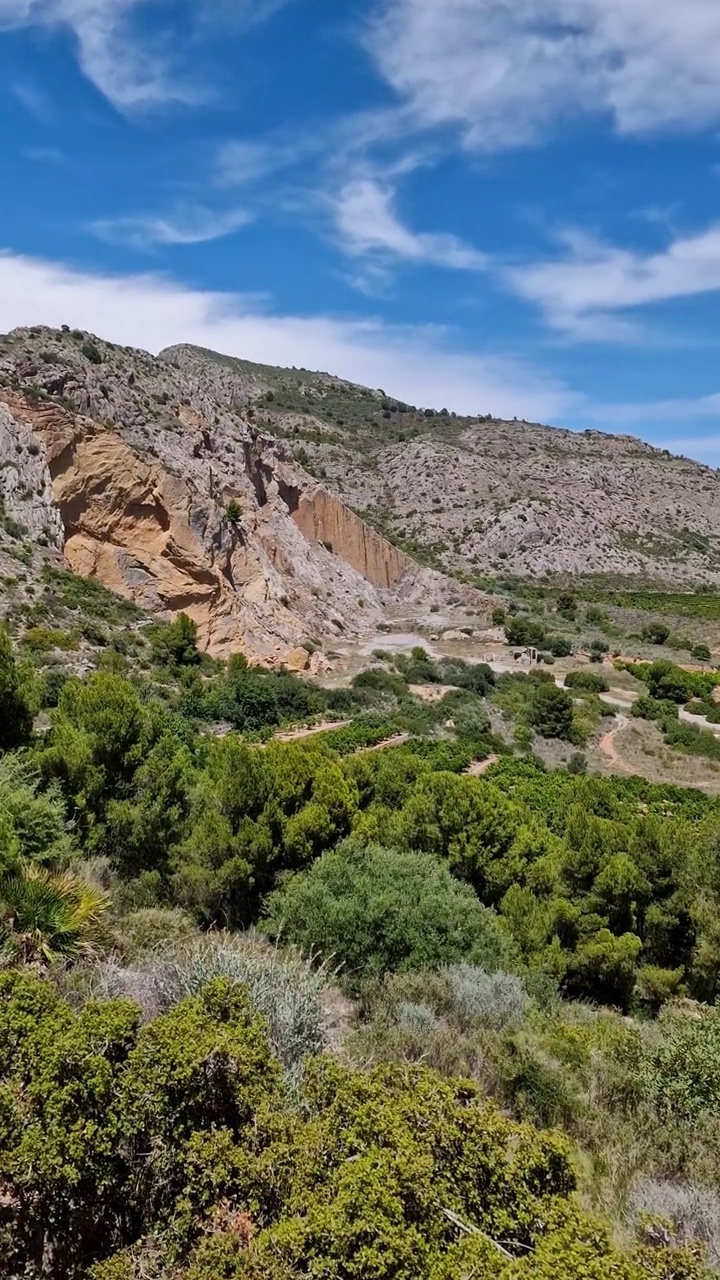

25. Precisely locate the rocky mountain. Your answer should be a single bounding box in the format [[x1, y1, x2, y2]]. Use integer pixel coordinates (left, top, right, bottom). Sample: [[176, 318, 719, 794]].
[[1, 324, 719, 664], [160, 344, 720, 588], [0, 326, 474, 664]]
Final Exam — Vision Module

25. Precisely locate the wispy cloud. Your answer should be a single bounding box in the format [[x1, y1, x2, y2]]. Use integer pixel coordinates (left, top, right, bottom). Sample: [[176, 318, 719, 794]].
[[215, 136, 317, 189], [365, 0, 720, 152], [23, 145, 65, 165], [87, 205, 254, 250], [0, 0, 292, 112], [333, 176, 488, 274], [11, 79, 53, 122], [0, 0, 190, 111], [505, 223, 720, 340], [0, 248, 577, 423]]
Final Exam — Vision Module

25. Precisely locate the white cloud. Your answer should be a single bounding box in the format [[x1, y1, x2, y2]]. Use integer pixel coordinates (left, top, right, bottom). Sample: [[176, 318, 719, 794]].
[[0, 0, 291, 111], [334, 177, 488, 271], [216, 140, 290, 187], [366, 0, 720, 151], [592, 391, 720, 428], [0, 249, 576, 423], [506, 224, 720, 338], [88, 206, 254, 250], [0, 0, 190, 110]]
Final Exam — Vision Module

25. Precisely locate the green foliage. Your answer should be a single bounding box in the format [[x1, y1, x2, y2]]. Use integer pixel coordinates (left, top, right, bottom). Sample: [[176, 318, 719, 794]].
[[529, 684, 574, 740], [0, 863, 109, 964], [643, 621, 671, 645], [626, 1006, 720, 1123], [556, 591, 578, 620], [0, 973, 280, 1279], [505, 616, 547, 647], [150, 613, 201, 670], [81, 339, 103, 363], [20, 625, 79, 652], [0, 628, 32, 751], [623, 660, 715, 704], [265, 838, 510, 991], [565, 671, 609, 694], [393, 771, 521, 897]]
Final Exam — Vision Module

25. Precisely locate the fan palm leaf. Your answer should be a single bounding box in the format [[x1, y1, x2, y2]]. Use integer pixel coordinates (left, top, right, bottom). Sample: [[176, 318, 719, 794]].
[[0, 863, 110, 965]]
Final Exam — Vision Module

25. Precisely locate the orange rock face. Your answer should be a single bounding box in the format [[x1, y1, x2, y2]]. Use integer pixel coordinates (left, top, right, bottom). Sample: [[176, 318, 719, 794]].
[[1, 391, 441, 664]]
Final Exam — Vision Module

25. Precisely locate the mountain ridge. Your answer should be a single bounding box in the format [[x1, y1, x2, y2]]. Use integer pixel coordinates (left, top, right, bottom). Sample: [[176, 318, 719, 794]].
[[1, 324, 720, 668]]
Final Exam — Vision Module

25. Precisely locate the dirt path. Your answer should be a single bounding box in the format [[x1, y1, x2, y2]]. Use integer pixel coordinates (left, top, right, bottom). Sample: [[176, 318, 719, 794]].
[[273, 719, 352, 743], [466, 754, 500, 776], [361, 733, 411, 753], [599, 714, 632, 771]]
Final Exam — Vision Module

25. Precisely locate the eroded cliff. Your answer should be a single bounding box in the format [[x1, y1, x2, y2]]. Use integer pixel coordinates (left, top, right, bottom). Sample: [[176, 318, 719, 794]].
[[0, 327, 468, 661]]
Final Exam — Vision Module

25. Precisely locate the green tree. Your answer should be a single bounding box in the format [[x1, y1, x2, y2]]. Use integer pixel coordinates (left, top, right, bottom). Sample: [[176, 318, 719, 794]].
[[556, 591, 577, 620], [150, 613, 201, 669], [563, 927, 642, 1011], [505, 616, 546, 648], [395, 772, 520, 898], [266, 839, 510, 991], [0, 628, 32, 751], [529, 684, 574, 740]]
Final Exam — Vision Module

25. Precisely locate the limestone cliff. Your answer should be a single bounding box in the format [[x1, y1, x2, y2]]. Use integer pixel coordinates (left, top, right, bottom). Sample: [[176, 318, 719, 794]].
[[0, 328, 471, 661]]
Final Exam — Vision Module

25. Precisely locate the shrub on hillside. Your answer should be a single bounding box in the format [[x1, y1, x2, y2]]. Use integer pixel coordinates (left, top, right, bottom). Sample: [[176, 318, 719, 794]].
[[643, 621, 671, 646], [265, 838, 511, 991], [444, 964, 530, 1032], [565, 670, 609, 694]]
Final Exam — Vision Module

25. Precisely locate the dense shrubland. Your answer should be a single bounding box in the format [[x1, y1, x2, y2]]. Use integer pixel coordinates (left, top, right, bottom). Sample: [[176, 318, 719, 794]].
[[3, 625, 720, 1275]]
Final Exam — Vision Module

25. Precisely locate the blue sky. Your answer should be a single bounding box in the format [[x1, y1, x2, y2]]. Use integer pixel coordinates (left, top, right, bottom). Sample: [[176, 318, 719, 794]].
[[3, 1, 720, 459]]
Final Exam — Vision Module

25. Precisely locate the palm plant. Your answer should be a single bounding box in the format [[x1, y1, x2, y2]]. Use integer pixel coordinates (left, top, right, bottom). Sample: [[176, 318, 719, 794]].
[[0, 863, 110, 966]]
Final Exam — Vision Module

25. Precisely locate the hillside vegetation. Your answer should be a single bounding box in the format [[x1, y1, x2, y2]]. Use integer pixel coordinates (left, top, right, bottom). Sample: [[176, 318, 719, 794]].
[[1, 614, 720, 1277]]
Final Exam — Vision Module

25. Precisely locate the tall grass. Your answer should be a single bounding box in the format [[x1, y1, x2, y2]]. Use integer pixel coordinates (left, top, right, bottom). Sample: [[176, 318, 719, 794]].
[[89, 932, 333, 1076]]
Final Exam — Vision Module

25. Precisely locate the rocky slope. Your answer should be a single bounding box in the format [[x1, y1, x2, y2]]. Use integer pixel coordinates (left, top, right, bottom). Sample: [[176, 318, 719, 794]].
[[0, 327, 472, 663], [158, 343, 720, 588], [3, 323, 719, 667]]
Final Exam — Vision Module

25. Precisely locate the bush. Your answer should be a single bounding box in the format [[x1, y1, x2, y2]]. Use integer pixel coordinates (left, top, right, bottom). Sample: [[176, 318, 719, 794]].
[[692, 644, 712, 663], [505, 616, 546, 648], [565, 670, 609, 694], [631, 694, 679, 722], [265, 838, 511, 992], [81, 340, 103, 363], [444, 964, 529, 1031], [95, 932, 329, 1075], [643, 622, 671, 646], [546, 635, 573, 658], [149, 612, 201, 669], [588, 638, 610, 662], [20, 625, 77, 652], [629, 1006, 720, 1122], [629, 1177, 720, 1269]]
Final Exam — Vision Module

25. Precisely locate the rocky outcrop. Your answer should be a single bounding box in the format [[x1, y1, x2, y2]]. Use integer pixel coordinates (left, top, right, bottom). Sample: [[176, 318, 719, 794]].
[[0, 326, 486, 660], [292, 484, 412, 589], [0, 401, 64, 551]]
